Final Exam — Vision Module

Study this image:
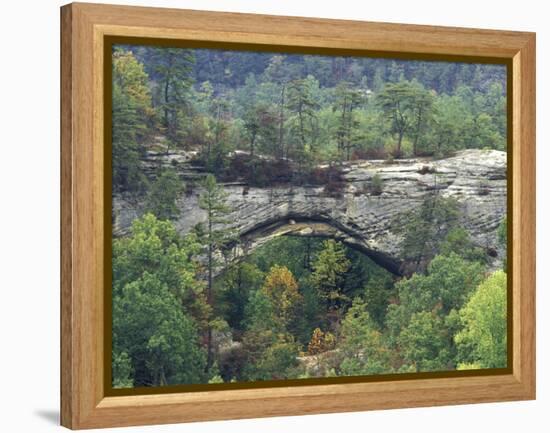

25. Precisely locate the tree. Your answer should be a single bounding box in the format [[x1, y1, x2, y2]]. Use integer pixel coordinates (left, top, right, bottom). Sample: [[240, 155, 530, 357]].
[[112, 49, 152, 193], [333, 81, 363, 160], [338, 299, 392, 375], [429, 93, 472, 156], [112, 213, 202, 310], [144, 167, 184, 220], [261, 265, 303, 328], [241, 331, 301, 381], [264, 55, 298, 158], [198, 81, 232, 174], [149, 48, 195, 151], [386, 253, 484, 370], [113, 273, 207, 386], [455, 271, 507, 369], [243, 289, 278, 334], [198, 174, 234, 370], [376, 81, 416, 156], [311, 240, 351, 314], [242, 105, 260, 158], [439, 227, 487, 264], [220, 262, 265, 332], [376, 80, 435, 157], [394, 253, 485, 317], [307, 328, 336, 355], [398, 311, 453, 372], [112, 214, 207, 386], [242, 102, 278, 159], [409, 83, 435, 156], [112, 350, 134, 388], [241, 287, 302, 381], [394, 195, 460, 271], [361, 270, 395, 327], [286, 77, 319, 160]]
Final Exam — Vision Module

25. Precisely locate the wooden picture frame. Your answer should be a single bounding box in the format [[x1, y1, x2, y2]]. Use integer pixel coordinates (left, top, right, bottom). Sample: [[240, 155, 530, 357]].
[[61, 2, 536, 429]]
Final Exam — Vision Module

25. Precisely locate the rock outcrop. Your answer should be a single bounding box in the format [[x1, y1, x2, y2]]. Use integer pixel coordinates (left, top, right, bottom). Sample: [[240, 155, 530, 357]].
[[113, 149, 507, 274]]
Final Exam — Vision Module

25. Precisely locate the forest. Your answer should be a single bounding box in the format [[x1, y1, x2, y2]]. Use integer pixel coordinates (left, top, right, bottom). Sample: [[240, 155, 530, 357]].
[[111, 45, 508, 388]]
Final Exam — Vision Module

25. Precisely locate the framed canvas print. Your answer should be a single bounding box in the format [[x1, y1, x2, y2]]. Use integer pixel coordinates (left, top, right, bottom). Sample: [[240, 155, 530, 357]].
[[60, 2, 536, 429]]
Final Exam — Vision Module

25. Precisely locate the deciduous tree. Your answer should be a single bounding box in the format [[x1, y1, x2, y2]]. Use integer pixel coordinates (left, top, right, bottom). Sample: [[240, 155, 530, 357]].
[[455, 271, 507, 368]]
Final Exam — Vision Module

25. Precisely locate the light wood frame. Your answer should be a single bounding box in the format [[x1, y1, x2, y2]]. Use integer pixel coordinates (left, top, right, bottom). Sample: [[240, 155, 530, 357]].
[[61, 2, 536, 429]]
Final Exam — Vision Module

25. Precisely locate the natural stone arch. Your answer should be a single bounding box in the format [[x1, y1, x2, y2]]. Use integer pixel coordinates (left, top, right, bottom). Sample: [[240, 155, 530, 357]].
[[233, 215, 403, 275], [113, 149, 507, 275]]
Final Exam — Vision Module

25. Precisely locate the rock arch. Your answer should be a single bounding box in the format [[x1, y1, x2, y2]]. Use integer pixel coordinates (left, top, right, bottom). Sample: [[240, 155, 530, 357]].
[[234, 215, 403, 274], [113, 149, 507, 275]]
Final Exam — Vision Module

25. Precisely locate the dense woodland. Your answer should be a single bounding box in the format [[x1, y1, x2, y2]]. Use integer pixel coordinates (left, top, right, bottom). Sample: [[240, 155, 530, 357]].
[[111, 45, 508, 388]]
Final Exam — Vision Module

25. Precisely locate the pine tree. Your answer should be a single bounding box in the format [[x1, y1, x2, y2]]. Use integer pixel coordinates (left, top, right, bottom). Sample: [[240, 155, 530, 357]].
[[198, 174, 235, 370], [311, 240, 351, 315], [149, 48, 195, 151], [286, 77, 319, 160], [112, 49, 152, 193], [376, 80, 433, 157], [261, 265, 302, 328], [333, 81, 363, 160], [144, 167, 184, 220]]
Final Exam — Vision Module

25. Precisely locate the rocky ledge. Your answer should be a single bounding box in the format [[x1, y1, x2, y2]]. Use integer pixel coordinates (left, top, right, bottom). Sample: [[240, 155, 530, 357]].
[[113, 149, 507, 274]]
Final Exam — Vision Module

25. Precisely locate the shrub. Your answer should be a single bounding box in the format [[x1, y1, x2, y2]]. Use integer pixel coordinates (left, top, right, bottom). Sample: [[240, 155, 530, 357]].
[[369, 173, 383, 196], [307, 328, 336, 355]]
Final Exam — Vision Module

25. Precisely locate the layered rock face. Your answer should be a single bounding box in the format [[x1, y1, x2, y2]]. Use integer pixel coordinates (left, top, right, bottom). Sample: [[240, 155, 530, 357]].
[[113, 149, 507, 274]]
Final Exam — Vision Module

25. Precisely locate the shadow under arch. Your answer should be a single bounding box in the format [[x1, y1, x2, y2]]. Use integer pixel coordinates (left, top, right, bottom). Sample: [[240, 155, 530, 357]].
[[229, 213, 403, 276]]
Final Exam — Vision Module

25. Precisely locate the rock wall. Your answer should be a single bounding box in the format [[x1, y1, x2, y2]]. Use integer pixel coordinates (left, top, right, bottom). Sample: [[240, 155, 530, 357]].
[[113, 149, 507, 274]]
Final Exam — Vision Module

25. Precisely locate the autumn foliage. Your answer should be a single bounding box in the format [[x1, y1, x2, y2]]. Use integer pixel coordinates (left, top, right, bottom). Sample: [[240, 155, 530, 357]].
[[307, 328, 336, 356]]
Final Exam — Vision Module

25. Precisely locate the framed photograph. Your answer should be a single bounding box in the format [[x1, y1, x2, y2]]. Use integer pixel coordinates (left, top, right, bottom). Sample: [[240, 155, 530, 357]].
[[60, 2, 535, 429]]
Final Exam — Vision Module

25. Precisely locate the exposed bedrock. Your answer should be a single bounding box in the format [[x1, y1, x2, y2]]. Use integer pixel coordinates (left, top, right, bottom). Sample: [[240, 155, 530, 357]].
[[113, 149, 507, 275]]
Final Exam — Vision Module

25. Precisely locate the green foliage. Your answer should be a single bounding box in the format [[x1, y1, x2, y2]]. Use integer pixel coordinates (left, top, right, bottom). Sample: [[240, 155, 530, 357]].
[[197, 173, 235, 370], [428, 93, 472, 157], [339, 299, 392, 375], [112, 350, 134, 388], [218, 262, 264, 332], [440, 227, 487, 264], [241, 332, 301, 381], [396, 253, 485, 316], [112, 213, 202, 305], [286, 76, 320, 161], [120, 45, 506, 180], [240, 276, 302, 381], [369, 173, 383, 195], [376, 80, 434, 156], [311, 240, 351, 311], [113, 272, 207, 386], [361, 270, 395, 327], [110, 46, 509, 386], [455, 271, 507, 368], [333, 81, 364, 160], [112, 49, 152, 193], [249, 237, 322, 281], [197, 173, 234, 272], [394, 195, 460, 269], [243, 102, 278, 157], [398, 311, 453, 372], [111, 215, 208, 387], [386, 253, 485, 371], [144, 168, 184, 220], [148, 48, 195, 148]]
